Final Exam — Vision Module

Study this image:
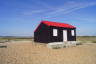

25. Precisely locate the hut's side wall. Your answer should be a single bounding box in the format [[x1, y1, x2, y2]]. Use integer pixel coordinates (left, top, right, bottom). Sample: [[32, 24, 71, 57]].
[[34, 23, 50, 43]]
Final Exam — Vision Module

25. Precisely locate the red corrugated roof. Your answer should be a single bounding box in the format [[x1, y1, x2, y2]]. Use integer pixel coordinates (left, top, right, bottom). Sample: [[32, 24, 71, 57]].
[[34, 20, 76, 32], [42, 21, 76, 28]]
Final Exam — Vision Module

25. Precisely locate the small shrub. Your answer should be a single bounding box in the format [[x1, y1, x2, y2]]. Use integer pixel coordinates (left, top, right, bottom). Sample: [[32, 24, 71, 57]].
[[76, 42, 82, 45], [52, 46, 61, 49], [0, 45, 7, 48], [63, 45, 66, 48], [92, 41, 96, 43]]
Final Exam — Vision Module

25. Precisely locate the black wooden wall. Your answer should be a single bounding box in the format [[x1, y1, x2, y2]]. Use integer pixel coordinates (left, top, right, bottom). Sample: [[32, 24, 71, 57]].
[[50, 26, 76, 42]]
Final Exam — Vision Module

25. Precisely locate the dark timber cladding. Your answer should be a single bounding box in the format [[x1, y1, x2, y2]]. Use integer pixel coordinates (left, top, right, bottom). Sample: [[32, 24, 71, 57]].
[[34, 20, 76, 43]]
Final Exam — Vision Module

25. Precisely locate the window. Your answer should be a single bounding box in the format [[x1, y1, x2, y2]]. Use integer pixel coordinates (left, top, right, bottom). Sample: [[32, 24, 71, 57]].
[[71, 30, 75, 36], [53, 29, 58, 36]]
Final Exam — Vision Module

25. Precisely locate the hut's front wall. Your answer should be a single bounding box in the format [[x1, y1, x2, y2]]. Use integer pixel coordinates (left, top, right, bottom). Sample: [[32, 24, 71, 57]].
[[50, 26, 76, 42]]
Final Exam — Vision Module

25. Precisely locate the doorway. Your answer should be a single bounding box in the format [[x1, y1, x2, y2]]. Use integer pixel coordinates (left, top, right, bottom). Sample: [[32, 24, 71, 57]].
[[63, 30, 67, 41]]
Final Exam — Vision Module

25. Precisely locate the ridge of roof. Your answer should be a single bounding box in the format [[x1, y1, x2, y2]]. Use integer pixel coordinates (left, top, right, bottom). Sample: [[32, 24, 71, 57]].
[[41, 20, 76, 28]]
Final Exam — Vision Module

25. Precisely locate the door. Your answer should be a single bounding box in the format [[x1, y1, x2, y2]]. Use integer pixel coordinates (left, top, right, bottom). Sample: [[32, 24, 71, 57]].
[[63, 30, 67, 41]]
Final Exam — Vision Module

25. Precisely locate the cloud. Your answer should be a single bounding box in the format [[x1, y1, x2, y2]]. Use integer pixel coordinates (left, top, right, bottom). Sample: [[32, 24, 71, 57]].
[[23, 1, 96, 18], [23, 0, 52, 15], [33, 0, 52, 9], [75, 17, 96, 23], [44, 2, 96, 19], [23, 10, 45, 15]]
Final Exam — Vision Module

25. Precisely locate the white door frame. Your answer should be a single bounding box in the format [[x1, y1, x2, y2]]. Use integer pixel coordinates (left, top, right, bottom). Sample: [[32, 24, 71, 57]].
[[63, 30, 67, 41]]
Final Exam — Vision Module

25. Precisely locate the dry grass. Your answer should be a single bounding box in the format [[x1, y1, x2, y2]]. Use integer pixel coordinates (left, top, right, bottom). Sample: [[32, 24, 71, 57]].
[[0, 40, 96, 64], [77, 36, 96, 42]]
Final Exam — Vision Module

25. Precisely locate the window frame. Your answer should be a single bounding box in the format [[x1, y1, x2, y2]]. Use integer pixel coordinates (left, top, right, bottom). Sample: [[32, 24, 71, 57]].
[[71, 30, 75, 36], [53, 29, 58, 36]]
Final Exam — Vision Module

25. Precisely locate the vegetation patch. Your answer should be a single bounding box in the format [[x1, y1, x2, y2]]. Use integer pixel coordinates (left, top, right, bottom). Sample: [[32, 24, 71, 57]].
[[77, 36, 96, 43], [0, 36, 33, 42], [0, 45, 7, 48], [92, 41, 96, 43]]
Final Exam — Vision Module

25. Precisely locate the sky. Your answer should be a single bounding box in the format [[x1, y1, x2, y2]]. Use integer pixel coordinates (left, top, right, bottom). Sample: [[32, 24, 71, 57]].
[[0, 0, 96, 36]]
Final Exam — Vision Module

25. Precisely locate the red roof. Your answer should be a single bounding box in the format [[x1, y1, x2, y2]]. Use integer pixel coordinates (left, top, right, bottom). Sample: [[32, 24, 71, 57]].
[[42, 21, 76, 28], [34, 20, 76, 32]]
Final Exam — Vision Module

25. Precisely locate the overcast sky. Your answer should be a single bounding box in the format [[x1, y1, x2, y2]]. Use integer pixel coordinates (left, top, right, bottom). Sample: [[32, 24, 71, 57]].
[[0, 0, 96, 36]]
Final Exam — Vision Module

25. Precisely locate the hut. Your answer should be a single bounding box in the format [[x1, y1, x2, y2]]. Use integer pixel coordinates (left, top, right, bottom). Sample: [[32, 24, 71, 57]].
[[34, 20, 76, 43]]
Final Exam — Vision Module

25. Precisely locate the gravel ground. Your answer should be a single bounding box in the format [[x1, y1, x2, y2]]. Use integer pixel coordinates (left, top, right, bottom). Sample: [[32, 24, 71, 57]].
[[0, 41, 96, 64]]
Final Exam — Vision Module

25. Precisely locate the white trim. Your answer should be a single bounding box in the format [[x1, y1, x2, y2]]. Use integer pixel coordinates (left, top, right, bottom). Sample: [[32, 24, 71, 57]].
[[53, 29, 58, 36]]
